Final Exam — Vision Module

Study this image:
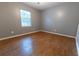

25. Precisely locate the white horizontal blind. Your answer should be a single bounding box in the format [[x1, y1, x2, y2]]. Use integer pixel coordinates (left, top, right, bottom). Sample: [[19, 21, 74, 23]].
[[20, 10, 31, 27]]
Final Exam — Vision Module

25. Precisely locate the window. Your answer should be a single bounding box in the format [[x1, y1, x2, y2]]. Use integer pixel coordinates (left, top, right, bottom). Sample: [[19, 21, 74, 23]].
[[20, 10, 31, 27]]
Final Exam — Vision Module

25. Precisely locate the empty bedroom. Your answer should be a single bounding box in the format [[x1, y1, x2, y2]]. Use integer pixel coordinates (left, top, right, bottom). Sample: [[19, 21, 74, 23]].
[[0, 2, 79, 56]]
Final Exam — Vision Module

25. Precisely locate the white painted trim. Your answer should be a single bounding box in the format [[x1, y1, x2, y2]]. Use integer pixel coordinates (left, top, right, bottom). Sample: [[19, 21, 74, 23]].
[[41, 30, 76, 39], [75, 37, 79, 56], [0, 30, 76, 41], [0, 30, 41, 41], [75, 24, 79, 56]]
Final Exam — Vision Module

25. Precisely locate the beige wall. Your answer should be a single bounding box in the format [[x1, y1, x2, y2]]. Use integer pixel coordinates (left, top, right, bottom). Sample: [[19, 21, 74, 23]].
[[0, 2, 41, 39], [0, 2, 79, 39], [41, 2, 79, 36]]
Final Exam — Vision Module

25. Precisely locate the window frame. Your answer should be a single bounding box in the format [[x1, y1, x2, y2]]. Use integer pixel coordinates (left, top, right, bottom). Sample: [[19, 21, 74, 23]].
[[20, 9, 32, 27]]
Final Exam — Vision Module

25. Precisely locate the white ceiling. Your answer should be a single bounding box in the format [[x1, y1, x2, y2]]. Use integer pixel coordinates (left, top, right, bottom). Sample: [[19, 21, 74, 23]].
[[24, 2, 62, 10]]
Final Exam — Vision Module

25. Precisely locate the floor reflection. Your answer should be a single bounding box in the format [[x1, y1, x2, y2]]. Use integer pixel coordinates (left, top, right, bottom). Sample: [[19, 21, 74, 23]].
[[21, 37, 32, 55]]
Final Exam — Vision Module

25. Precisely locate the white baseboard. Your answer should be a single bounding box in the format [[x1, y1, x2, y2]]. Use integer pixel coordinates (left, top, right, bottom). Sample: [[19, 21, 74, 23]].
[[0, 30, 41, 41], [0, 30, 76, 41], [41, 30, 76, 39]]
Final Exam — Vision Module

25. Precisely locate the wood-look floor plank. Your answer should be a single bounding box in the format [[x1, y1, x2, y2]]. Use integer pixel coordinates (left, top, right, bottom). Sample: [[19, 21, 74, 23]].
[[0, 32, 77, 56]]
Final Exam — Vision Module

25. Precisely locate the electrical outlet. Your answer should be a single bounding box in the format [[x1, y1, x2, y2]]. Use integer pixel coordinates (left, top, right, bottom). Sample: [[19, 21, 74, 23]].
[[11, 31, 14, 34]]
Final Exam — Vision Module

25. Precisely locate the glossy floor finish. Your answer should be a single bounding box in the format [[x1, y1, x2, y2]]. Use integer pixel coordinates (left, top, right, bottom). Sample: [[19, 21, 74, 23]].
[[0, 32, 77, 56]]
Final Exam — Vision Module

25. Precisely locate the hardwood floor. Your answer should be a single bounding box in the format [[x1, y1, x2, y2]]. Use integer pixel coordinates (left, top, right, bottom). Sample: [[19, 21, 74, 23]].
[[0, 31, 77, 56]]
